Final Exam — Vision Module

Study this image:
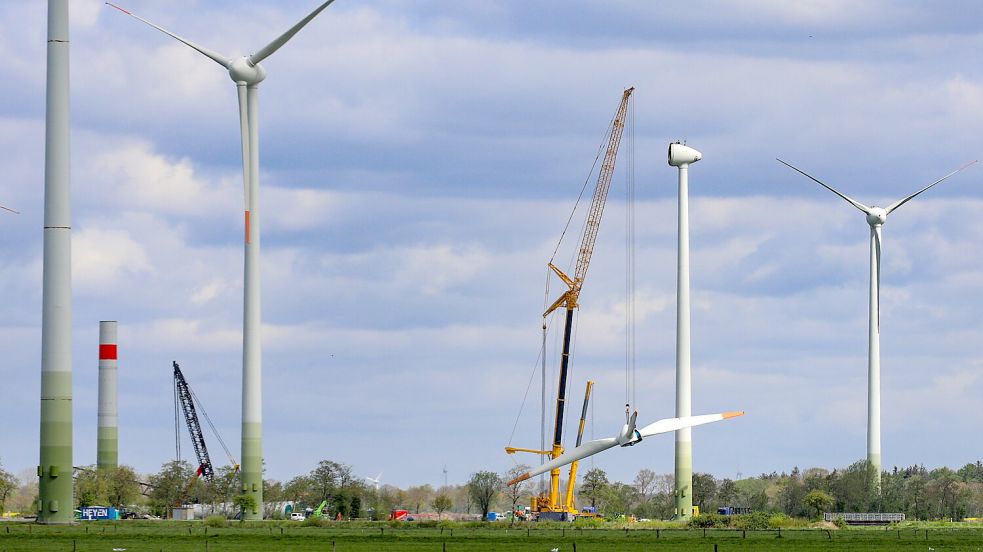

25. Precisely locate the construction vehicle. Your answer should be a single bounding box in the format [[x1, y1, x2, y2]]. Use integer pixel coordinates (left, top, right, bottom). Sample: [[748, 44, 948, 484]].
[[173, 361, 240, 507], [305, 500, 328, 519], [505, 87, 634, 521]]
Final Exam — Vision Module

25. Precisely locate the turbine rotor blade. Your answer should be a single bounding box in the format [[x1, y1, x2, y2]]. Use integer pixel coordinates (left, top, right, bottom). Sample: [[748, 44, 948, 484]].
[[777, 158, 870, 213], [506, 411, 745, 485], [105, 3, 232, 68], [638, 411, 744, 439], [248, 0, 337, 66], [873, 226, 882, 330], [885, 160, 978, 215], [0, 204, 19, 214], [507, 438, 617, 485]]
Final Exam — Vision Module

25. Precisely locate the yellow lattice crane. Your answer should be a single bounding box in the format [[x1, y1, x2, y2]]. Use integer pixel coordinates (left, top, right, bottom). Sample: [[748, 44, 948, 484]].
[[506, 87, 633, 520]]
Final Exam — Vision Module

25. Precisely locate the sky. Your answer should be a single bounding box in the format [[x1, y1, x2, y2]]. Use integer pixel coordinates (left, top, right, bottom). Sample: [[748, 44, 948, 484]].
[[2, 0, 983, 490]]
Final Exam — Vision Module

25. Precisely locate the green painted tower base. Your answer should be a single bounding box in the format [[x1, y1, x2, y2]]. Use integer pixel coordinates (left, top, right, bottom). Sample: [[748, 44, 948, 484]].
[[241, 421, 263, 520], [674, 439, 693, 520], [39, 372, 74, 524]]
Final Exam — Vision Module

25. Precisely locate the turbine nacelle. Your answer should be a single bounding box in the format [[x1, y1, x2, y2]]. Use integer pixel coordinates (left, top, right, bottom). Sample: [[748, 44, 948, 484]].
[[668, 142, 702, 167], [865, 207, 887, 227], [229, 57, 268, 85], [616, 411, 641, 446]]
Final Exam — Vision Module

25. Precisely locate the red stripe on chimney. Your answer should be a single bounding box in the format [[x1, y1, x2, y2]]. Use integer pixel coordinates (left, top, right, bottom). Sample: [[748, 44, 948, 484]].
[[99, 344, 118, 360]]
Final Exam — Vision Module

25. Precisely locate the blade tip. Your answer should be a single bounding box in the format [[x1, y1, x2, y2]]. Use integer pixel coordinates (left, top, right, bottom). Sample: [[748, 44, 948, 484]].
[[723, 411, 745, 419], [507, 473, 530, 486]]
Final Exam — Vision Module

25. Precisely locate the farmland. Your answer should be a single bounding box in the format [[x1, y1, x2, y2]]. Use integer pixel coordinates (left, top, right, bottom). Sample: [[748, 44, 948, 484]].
[[4, 521, 983, 552]]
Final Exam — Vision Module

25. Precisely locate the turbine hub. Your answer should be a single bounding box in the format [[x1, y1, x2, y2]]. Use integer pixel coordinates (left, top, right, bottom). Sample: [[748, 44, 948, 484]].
[[228, 57, 267, 85], [866, 207, 887, 226]]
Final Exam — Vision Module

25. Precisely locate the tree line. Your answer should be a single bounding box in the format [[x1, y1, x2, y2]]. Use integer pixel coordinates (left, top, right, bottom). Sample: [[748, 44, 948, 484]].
[[3, 457, 983, 521]]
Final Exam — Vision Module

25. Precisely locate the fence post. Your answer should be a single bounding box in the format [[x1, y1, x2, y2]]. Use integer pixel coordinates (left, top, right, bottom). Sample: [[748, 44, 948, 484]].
[[743, 530, 746, 539], [656, 529, 660, 538], [703, 528, 706, 538]]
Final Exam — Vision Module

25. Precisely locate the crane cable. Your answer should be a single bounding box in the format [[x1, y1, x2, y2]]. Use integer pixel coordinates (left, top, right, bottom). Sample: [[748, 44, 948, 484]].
[[624, 94, 637, 414], [189, 387, 239, 469]]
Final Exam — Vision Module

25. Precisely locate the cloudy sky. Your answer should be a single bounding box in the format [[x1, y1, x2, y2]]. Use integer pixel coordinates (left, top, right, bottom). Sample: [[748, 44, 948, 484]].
[[3, 0, 983, 490]]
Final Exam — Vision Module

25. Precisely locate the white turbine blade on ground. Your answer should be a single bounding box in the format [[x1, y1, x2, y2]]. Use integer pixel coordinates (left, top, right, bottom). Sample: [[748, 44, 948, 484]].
[[885, 160, 978, 214], [105, 3, 232, 68], [248, 0, 337, 66], [0, 204, 19, 214], [506, 411, 744, 485], [777, 158, 870, 213]]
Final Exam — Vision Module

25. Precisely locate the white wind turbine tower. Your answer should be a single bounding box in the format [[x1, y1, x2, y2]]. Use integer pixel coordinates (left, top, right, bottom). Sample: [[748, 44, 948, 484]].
[[778, 158, 976, 490], [108, 0, 338, 519]]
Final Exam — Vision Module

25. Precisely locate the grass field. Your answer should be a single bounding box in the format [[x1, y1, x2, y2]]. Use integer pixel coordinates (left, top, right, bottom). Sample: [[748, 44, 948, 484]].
[[4, 521, 983, 551]]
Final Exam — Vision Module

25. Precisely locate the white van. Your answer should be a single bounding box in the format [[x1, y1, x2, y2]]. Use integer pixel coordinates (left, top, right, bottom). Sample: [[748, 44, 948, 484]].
[[289, 512, 306, 521]]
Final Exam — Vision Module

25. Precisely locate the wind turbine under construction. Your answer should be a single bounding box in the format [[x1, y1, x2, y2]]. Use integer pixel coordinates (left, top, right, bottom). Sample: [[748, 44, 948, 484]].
[[107, 0, 338, 519], [778, 158, 976, 490]]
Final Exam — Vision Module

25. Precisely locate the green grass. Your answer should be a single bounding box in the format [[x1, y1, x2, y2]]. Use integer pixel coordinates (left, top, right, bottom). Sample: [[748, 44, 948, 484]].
[[4, 521, 983, 551]]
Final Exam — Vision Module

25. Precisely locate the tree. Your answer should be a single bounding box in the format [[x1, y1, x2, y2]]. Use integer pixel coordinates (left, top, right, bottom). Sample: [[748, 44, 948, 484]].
[[104, 466, 140, 509], [503, 465, 530, 526], [147, 460, 195, 517], [405, 484, 434, 514], [716, 478, 737, 508], [74, 466, 108, 508], [633, 469, 657, 500], [803, 489, 834, 519], [467, 471, 501, 521], [233, 494, 257, 521], [692, 473, 717, 512], [431, 493, 452, 520], [0, 464, 17, 514], [580, 468, 609, 509]]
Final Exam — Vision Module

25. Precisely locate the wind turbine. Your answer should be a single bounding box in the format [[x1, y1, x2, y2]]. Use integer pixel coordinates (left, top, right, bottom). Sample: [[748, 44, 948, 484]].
[[668, 141, 702, 519], [108, 0, 338, 519], [508, 410, 744, 485], [0, 204, 19, 214], [365, 472, 383, 491], [777, 158, 976, 490]]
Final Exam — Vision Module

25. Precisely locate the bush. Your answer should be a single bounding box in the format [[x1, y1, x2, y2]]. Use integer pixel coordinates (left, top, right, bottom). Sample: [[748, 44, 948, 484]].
[[416, 520, 438, 528], [768, 513, 804, 528], [831, 516, 846, 529], [573, 516, 603, 529], [204, 515, 227, 528], [687, 513, 727, 528], [303, 515, 327, 527], [732, 511, 770, 530]]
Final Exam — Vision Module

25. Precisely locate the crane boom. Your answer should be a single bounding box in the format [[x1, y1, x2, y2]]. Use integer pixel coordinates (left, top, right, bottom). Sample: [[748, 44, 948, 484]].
[[545, 86, 634, 316], [173, 361, 215, 482]]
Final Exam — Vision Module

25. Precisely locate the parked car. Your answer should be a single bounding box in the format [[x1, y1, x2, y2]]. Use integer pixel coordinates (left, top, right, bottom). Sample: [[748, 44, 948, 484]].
[[289, 512, 306, 521]]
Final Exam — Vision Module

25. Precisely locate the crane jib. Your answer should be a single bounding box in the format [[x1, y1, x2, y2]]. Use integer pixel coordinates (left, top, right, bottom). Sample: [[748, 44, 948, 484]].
[[173, 362, 215, 482]]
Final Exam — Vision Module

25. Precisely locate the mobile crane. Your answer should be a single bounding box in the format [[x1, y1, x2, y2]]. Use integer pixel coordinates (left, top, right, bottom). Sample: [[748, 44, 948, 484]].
[[506, 87, 633, 520], [173, 361, 239, 506]]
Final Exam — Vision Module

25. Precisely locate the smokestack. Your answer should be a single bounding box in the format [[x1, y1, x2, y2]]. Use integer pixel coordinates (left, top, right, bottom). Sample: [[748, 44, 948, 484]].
[[97, 321, 118, 470]]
